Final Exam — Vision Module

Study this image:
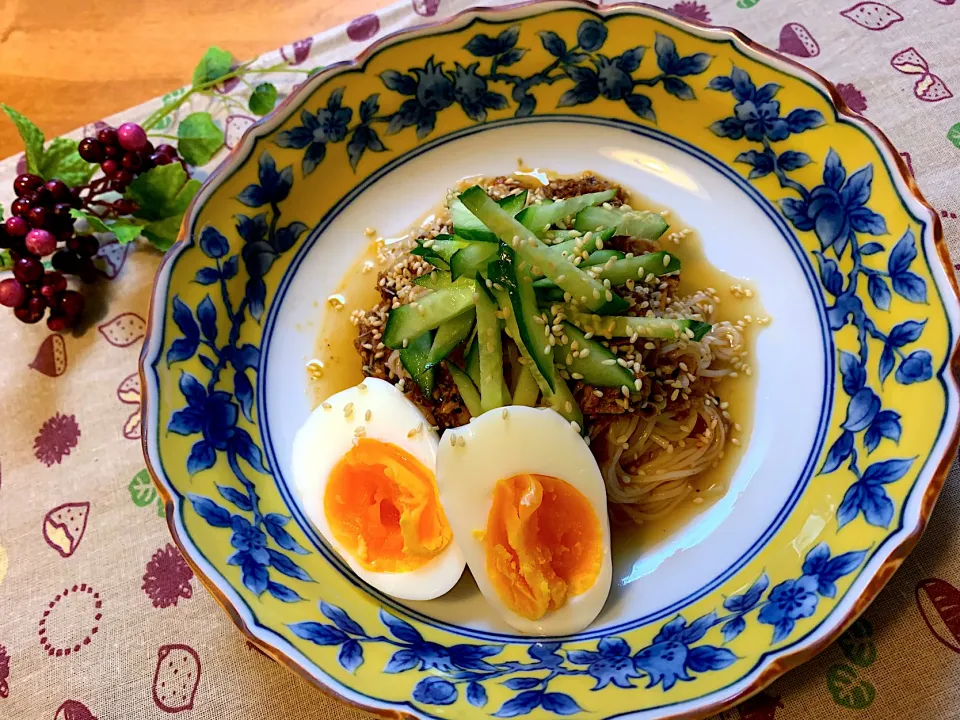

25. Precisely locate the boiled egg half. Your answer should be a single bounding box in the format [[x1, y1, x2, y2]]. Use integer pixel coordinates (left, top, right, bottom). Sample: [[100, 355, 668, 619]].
[[436, 406, 612, 635], [291, 378, 465, 600]]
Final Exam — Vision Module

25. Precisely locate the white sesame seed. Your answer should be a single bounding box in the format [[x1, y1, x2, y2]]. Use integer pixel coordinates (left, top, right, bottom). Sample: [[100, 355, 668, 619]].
[[321, 402, 332, 410]]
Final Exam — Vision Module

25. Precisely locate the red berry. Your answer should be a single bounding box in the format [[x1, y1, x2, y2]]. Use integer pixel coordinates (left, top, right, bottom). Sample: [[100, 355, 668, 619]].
[[104, 144, 121, 159], [11, 197, 31, 217], [97, 127, 118, 146], [114, 199, 138, 215], [44, 179, 71, 202], [143, 141, 155, 154], [117, 123, 149, 152], [78, 138, 105, 163], [114, 169, 133, 186], [55, 226, 75, 242], [14, 306, 43, 324], [61, 290, 85, 316], [66, 236, 83, 252], [5, 216, 29, 237], [29, 187, 53, 208], [25, 229, 57, 257], [77, 236, 100, 257], [13, 174, 43, 197], [101, 159, 119, 177], [51, 250, 78, 273], [27, 295, 46, 314], [0, 278, 27, 308], [40, 272, 67, 298], [27, 206, 50, 230], [155, 143, 177, 157], [53, 202, 73, 218], [151, 153, 173, 166], [121, 152, 143, 171], [13, 256, 44, 283], [47, 313, 70, 331]]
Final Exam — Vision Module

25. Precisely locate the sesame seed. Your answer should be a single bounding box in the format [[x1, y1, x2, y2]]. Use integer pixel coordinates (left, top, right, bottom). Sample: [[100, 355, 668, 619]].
[[365, 409, 372, 421], [570, 421, 581, 433], [450, 434, 457, 447], [502, 409, 509, 419], [458, 435, 466, 447], [354, 426, 366, 437], [343, 402, 354, 418], [321, 402, 332, 410]]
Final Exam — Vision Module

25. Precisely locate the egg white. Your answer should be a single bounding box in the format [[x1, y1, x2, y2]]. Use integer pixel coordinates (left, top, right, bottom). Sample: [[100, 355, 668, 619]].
[[291, 378, 465, 601], [436, 406, 612, 635]]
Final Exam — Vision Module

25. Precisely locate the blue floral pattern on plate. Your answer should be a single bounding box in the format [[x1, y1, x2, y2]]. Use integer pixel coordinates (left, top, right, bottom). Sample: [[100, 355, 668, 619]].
[[281, 543, 864, 715], [708, 66, 932, 531]]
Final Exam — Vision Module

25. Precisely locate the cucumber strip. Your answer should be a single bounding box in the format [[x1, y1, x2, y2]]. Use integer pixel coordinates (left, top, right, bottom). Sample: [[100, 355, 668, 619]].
[[592, 251, 681, 285], [512, 365, 540, 406], [475, 286, 505, 411], [459, 185, 627, 314], [516, 189, 617, 236], [423, 237, 469, 262], [410, 246, 449, 270], [465, 340, 481, 387], [382, 281, 476, 349], [450, 190, 528, 242], [413, 270, 450, 289], [582, 249, 625, 267], [534, 250, 680, 289], [574, 206, 669, 240], [400, 331, 435, 394], [446, 362, 483, 417], [560, 322, 635, 388], [492, 287, 582, 428], [426, 309, 475, 369], [546, 226, 616, 256], [450, 242, 498, 280], [413, 271, 477, 290], [489, 253, 555, 391], [566, 309, 712, 341]]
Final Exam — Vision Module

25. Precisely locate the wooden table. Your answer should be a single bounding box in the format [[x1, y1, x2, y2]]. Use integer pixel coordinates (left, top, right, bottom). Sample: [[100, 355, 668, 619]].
[[0, 0, 389, 159]]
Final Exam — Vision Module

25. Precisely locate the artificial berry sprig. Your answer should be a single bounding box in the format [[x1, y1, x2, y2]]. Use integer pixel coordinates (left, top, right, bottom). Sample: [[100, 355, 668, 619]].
[[1, 44, 319, 331], [0, 120, 190, 330]]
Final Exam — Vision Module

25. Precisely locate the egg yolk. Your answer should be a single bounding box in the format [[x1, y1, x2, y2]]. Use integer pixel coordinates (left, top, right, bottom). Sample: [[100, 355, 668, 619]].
[[324, 438, 452, 573], [484, 474, 602, 621]]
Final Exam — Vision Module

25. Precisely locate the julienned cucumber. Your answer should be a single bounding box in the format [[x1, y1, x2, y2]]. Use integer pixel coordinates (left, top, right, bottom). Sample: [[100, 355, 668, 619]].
[[574, 206, 669, 240], [382, 281, 476, 349], [458, 185, 627, 314], [450, 242, 498, 280], [446, 362, 483, 416], [474, 282, 506, 411], [512, 365, 540, 406], [492, 286, 582, 428], [516, 189, 617, 237], [465, 340, 481, 386], [567, 309, 711, 341], [560, 322, 634, 388], [546, 226, 616, 256], [426, 309, 475, 369], [489, 253, 555, 391], [411, 236, 469, 268], [450, 190, 528, 242], [534, 250, 681, 289], [400, 331, 434, 394]]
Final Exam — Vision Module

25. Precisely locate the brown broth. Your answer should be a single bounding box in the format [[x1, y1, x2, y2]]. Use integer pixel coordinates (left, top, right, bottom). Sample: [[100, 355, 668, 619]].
[[309, 172, 765, 552]]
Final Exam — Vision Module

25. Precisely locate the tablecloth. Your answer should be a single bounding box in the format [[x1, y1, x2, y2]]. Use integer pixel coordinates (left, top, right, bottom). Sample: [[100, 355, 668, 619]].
[[0, 1, 958, 718]]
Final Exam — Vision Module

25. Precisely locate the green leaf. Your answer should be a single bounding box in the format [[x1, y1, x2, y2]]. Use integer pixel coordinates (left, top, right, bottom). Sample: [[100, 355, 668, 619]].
[[70, 209, 145, 245], [192, 46, 233, 86], [177, 112, 224, 166], [123, 164, 200, 251], [39, 137, 96, 186], [249, 82, 278, 116], [140, 216, 184, 251], [2, 105, 44, 174], [948, 122, 960, 150], [126, 164, 190, 220], [129, 469, 157, 507]]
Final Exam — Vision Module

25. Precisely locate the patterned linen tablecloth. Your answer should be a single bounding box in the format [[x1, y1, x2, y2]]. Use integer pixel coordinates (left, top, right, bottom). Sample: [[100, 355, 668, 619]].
[[0, 1, 958, 718]]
